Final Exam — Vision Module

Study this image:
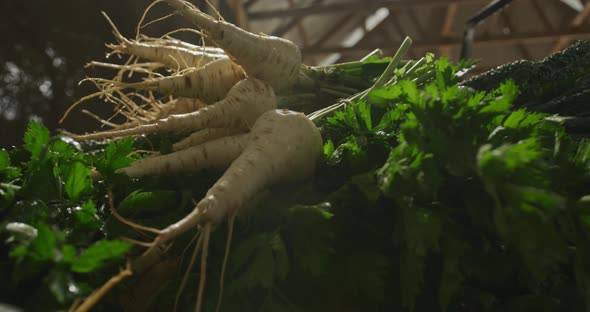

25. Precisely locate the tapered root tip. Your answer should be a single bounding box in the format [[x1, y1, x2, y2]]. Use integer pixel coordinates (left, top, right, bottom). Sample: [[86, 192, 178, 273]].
[[66, 122, 160, 141], [101, 11, 130, 45]]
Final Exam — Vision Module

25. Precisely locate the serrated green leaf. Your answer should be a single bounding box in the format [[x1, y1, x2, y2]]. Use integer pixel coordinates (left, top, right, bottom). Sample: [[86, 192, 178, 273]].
[[95, 137, 134, 175], [323, 140, 335, 160], [374, 105, 407, 132], [326, 136, 365, 166], [60, 245, 76, 264], [71, 240, 131, 273], [502, 109, 526, 128], [49, 139, 78, 162], [20, 155, 61, 201], [479, 80, 517, 114], [0, 149, 9, 172], [22, 222, 57, 262], [72, 201, 100, 231], [436, 56, 454, 89], [357, 101, 372, 130], [369, 84, 404, 103], [62, 160, 92, 202], [477, 139, 542, 178], [2, 167, 21, 181], [24, 120, 50, 161], [401, 80, 419, 104]]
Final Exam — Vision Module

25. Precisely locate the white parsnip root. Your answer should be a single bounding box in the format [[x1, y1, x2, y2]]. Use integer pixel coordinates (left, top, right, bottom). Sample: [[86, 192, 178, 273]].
[[163, 0, 303, 92], [127, 109, 322, 310], [68, 78, 276, 141], [161, 97, 207, 116], [114, 57, 246, 102], [189, 109, 322, 225], [60, 57, 245, 123], [132, 107, 321, 254], [103, 12, 226, 71], [73, 95, 207, 133], [118, 133, 249, 177], [64, 2, 331, 311], [172, 127, 245, 151]]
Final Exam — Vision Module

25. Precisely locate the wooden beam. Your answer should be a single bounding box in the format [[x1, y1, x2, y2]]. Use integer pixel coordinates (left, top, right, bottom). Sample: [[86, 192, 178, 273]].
[[551, 1, 590, 53], [441, 3, 458, 36], [573, 2, 590, 26], [271, 0, 324, 37], [332, 8, 393, 63], [381, 20, 402, 42], [227, 0, 250, 30], [531, 0, 554, 30], [388, 11, 418, 58], [308, 12, 357, 48], [407, 8, 428, 40], [302, 27, 590, 55], [439, 3, 458, 58], [248, 0, 488, 19], [244, 0, 261, 9], [288, 0, 309, 46]]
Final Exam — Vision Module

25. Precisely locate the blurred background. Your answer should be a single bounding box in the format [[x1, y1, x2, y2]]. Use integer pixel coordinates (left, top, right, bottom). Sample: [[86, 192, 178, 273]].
[[1, 0, 589, 147]]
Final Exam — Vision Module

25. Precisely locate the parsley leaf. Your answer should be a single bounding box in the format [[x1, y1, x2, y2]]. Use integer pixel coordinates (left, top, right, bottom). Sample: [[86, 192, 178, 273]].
[[62, 160, 92, 203], [95, 137, 134, 175], [71, 240, 132, 273], [23, 120, 50, 162]]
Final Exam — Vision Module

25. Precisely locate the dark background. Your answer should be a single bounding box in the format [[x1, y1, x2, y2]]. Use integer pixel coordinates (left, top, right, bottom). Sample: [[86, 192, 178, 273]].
[[0, 0, 235, 148]]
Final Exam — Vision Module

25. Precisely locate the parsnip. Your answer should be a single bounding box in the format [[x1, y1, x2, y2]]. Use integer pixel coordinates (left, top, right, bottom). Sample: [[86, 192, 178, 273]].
[[163, 0, 302, 92], [104, 12, 226, 70], [68, 78, 275, 141], [160, 97, 207, 116], [61, 57, 246, 124], [131, 108, 322, 262], [172, 128, 245, 151], [118, 133, 249, 177], [118, 57, 245, 101]]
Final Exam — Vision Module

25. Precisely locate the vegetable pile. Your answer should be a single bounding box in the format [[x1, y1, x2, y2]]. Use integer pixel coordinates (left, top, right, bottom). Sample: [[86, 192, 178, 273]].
[[1, 1, 590, 311]]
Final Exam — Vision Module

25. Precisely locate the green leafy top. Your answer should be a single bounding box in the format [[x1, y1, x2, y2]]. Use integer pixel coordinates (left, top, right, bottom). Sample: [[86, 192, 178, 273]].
[[2, 122, 136, 308], [3, 52, 590, 312], [321, 55, 590, 311]]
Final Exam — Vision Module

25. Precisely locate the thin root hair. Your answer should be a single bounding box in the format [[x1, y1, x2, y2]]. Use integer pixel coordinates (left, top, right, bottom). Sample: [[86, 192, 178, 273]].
[[203, 0, 224, 21], [174, 232, 204, 312], [60, 83, 126, 123], [158, 28, 206, 41], [196, 223, 211, 312], [215, 213, 236, 312], [81, 110, 119, 128], [136, 0, 166, 39]]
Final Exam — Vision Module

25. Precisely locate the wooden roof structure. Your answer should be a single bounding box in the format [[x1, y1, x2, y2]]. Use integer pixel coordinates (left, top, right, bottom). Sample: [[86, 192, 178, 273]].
[[219, 0, 590, 69]]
